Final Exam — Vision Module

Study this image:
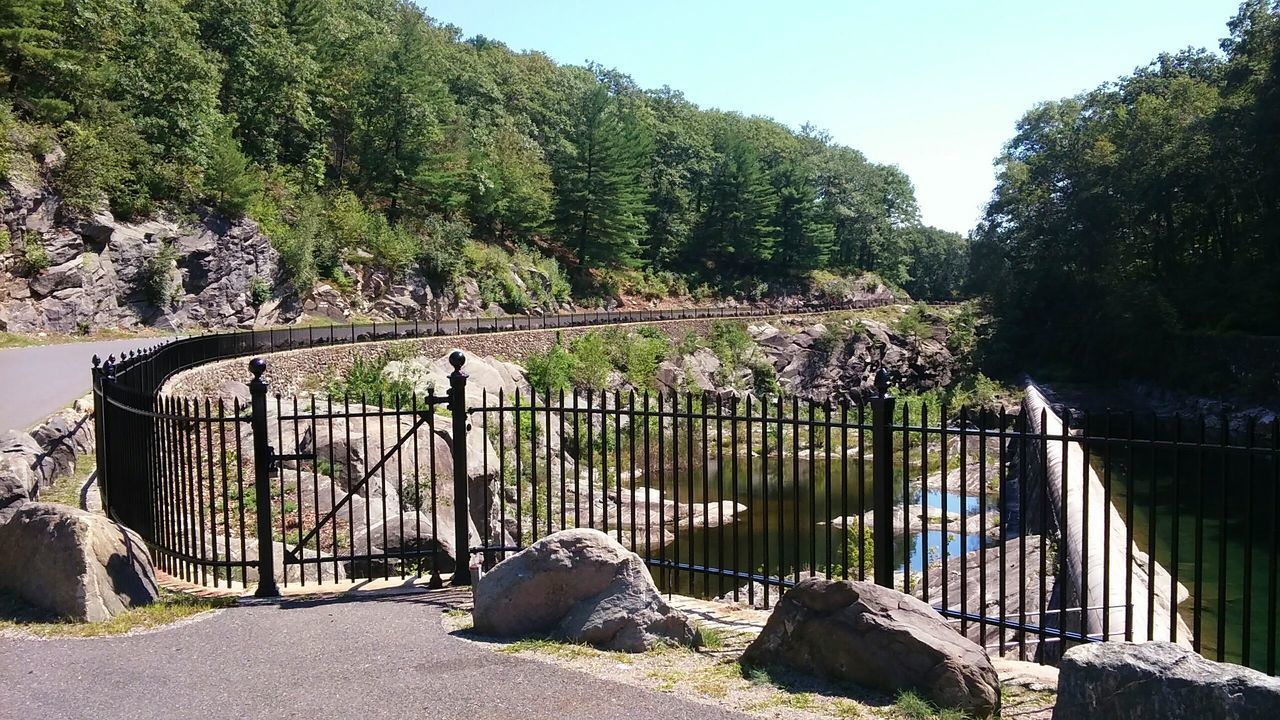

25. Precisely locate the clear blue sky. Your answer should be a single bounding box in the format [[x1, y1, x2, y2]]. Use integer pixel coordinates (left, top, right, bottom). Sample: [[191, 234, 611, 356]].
[[421, 1, 1243, 234]]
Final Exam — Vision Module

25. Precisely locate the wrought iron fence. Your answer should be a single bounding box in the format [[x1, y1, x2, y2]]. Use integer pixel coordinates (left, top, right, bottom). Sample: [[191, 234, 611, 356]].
[[91, 304, 1280, 676]]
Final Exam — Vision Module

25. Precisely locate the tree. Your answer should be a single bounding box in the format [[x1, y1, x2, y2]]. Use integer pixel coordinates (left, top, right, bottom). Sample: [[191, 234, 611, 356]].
[[204, 126, 260, 216], [0, 0, 79, 120], [691, 130, 778, 276], [552, 82, 653, 268], [771, 157, 833, 275], [467, 123, 553, 239], [351, 4, 461, 224], [902, 226, 968, 300]]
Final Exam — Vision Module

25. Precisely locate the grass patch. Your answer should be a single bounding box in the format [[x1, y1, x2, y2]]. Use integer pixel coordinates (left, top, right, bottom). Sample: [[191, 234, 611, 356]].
[[496, 637, 611, 660], [891, 690, 970, 719], [696, 623, 726, 650], [35, 469, 87, 507], [0, 589, 233, 638]]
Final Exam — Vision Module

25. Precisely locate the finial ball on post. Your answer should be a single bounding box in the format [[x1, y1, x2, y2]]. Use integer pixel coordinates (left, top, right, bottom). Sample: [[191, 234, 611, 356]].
[[449, 350, 466, 372], [249, 357, 267, 379]]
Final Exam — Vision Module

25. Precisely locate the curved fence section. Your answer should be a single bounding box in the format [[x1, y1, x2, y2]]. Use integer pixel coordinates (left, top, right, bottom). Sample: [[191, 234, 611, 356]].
[[90, 300, 1280, 675]]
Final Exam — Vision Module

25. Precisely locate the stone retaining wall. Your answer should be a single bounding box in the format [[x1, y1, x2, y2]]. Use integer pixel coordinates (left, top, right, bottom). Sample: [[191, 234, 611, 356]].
[[162, 315, 790, 398]]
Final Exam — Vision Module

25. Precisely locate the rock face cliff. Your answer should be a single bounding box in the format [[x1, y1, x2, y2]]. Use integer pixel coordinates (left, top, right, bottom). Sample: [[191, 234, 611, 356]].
[[2, 173, 285, 332]]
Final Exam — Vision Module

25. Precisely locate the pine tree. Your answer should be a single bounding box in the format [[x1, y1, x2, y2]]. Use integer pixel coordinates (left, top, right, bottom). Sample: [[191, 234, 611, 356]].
[[204, 126, 261, 217], [0, 0, 79, 120], [771, 158, 833, 275], [553, 82, 653, 268], [692, 131, 778, 276], [352, 5, 461, 223]]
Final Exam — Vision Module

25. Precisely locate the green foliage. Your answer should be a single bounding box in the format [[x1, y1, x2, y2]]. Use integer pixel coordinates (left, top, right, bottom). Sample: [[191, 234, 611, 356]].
[[946, 372, 1004, 409], [366, 213, 420, 278], [203, 127, 261, 217], [325, 349, 417, 405], [971, 4, 1280, 381], [613, 328, 671, 389], [142, 241, 178, 308], [553, 82, 653, 268], [0, 104, 17, 179], [525, 342, 575, 392], [693, 129, 778, 278], [0, 0, 935, 301], [894, 304, 933, 339], [419, 215, 471, 284], [568, 331, 613, 390], [830, 526, 875, 579], [249, 276, 271, 307], [21, 233, 48, 271]]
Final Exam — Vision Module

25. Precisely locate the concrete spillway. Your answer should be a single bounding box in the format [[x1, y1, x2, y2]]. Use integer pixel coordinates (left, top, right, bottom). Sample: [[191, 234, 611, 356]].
[[1022, 382, 1193, 646]]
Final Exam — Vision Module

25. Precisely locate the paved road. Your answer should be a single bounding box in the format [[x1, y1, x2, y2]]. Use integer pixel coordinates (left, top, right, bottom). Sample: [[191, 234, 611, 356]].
[[0, 592, 747, 720], [0, 337, 170, 430]]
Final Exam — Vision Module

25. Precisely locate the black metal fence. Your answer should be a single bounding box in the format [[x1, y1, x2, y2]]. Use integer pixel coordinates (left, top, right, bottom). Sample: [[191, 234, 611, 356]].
[[91, 303, 1280, 676]]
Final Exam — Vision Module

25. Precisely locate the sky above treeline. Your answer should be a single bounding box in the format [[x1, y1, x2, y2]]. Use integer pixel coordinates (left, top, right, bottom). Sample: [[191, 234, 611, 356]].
[[422, 0, 1243, 235]]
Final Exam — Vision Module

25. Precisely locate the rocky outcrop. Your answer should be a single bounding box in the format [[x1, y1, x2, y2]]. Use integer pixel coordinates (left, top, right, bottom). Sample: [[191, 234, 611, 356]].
[[0, 503, 159, 621], [472, 528, 700, 652], [1, 173, 290, 331], [1053, 642, 1280, 719], [750, 315, 954, 404], [741, 577, 1001, 718]]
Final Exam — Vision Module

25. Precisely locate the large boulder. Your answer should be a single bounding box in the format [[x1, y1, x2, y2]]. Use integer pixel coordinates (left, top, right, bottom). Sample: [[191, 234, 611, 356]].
[[0, 455, 35, 524], [472, 528, 700, 652], [741, 577, 1000, 718], [0, 503, 159, 621], [1053, 642, 1280, 719]]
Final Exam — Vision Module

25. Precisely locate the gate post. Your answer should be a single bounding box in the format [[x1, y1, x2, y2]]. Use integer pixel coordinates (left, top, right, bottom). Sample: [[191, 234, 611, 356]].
[[248, 358, 279, 597], [870, 368, 896, 588], [448, 351, 471, 586]]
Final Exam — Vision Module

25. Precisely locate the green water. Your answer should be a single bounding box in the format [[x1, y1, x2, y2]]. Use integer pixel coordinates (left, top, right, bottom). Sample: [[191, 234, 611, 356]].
[[1091, 427, 1279, 673]]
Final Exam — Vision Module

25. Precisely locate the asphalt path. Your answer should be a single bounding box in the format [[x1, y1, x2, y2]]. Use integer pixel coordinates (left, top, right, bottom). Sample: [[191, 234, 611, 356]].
[[0, 337, 170, 430], [0, 592, 749, 720]]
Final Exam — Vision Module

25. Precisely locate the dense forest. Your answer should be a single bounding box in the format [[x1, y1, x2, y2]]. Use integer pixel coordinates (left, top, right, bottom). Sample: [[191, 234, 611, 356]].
[[0, 0, 966, 304], [971, 0, 1280, 385]]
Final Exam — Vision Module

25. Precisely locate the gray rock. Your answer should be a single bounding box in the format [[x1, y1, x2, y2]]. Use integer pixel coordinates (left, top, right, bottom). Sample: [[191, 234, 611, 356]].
[[1053, 642, 1280, 720], [0, 503, 159, 621], [473, 528, 700, 652], [29, 408, 94, 482], [741, 577, 1001, 718], [0, 455, 35, 524], [1, 429, 50, 490]]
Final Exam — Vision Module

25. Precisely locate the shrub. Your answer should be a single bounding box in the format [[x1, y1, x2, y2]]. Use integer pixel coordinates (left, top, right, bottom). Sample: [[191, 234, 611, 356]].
[[746, 356, 780, 396], [325, 350, 416, 405], [249, 276, 272, 307], [830, 526, 875, 579], [894, 304, 932, 339], [568, 331, 612, 390], [0, 105, 14, 180], [707, 322, 753, 364], [367, 215, 420, 278], [419, 215, 470, 284], [611, 328, 670, 389], [526, 343, 574, 392], [22, 234, 50, 271], [691, 283, 715, 301], [947, 372, 1004, 409], [142, 242, 179, 308]]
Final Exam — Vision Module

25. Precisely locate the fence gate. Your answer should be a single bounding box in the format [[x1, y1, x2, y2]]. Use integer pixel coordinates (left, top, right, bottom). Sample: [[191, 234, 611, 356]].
[[251, 354, 473, 594]]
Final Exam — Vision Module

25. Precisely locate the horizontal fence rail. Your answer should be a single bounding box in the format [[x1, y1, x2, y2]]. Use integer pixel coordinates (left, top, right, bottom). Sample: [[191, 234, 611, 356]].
[[90, 300, 1280, 676]]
